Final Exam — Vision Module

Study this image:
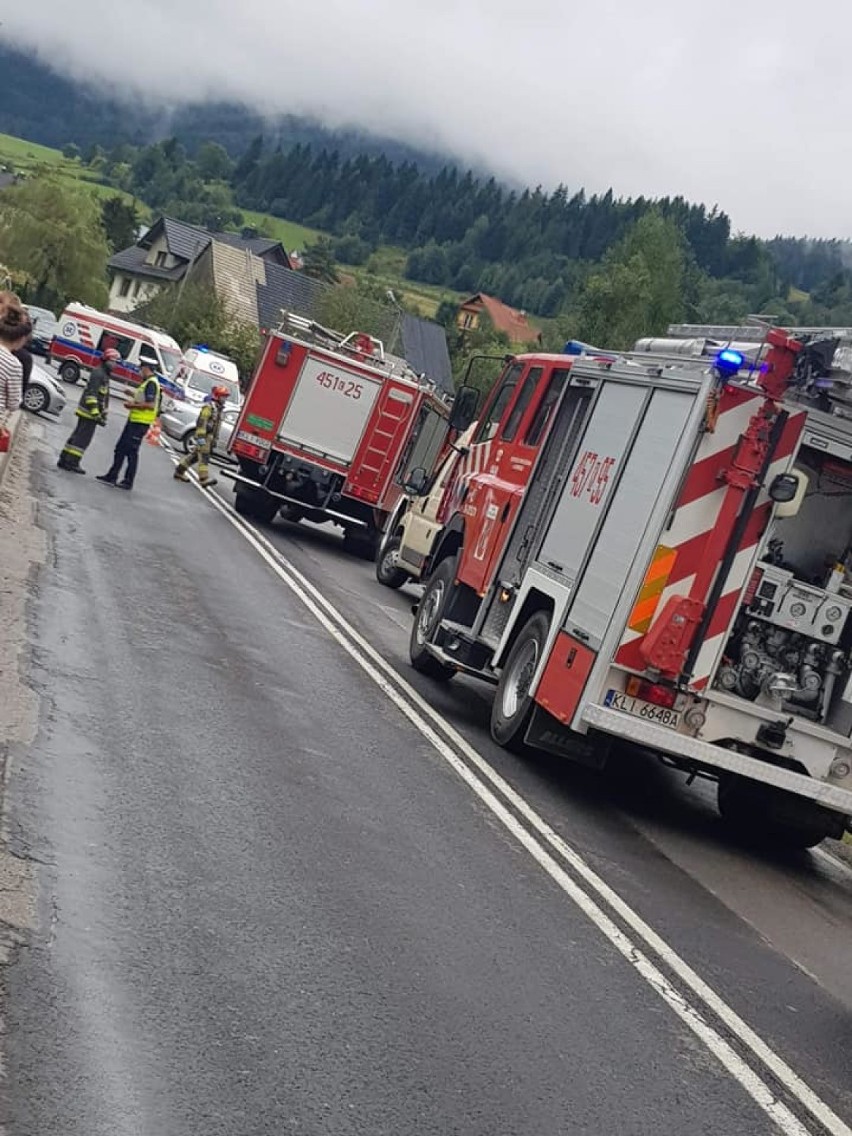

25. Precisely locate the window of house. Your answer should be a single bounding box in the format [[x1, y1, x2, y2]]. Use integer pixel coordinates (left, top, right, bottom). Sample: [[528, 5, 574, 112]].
[[524, 367, 572, 447], [155, 251, 168, 268], [502, 366, 543, 442], [98, 330, 133, 359], [119, 277, 132, 297], [473, 362, 524, 444]]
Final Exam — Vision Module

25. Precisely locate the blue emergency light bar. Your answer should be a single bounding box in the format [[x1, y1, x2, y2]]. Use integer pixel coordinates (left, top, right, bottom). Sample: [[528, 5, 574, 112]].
[[564, 339, 605, 355], [715, 348, 745, 376]]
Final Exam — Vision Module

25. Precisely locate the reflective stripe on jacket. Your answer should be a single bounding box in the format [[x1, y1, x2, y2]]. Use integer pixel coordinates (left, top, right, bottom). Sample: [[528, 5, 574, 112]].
[[194, 401, 223, 444], [76, 364, 110, 421], [128, 376, 161, 425]]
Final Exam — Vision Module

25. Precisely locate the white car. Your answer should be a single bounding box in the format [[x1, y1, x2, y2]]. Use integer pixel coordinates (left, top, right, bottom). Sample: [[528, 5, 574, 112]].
[[22, 362, 67, 418], [160, 391, 240, 460]]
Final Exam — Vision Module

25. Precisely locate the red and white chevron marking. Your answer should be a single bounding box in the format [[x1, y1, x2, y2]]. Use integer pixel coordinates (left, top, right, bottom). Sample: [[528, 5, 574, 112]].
[[440, 437, 494, 521], [615, 385, 806, 690]]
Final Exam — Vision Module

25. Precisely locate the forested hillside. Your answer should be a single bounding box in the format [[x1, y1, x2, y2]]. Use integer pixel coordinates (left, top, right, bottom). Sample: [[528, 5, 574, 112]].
[[85, 132, 852, 331], [0, 43, 449, 170], [6, 40, 852, 338]]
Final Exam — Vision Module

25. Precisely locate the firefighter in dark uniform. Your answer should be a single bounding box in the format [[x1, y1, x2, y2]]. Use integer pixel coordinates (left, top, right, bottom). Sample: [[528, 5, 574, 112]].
[[173, 384, 230, 488], [57, 348, 119, 473]]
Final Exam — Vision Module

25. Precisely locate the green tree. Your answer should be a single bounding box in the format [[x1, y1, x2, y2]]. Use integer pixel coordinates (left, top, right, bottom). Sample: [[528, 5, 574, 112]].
[[302, 236, 340, 284], [101, 196, 140, 253], [315, 282, 399, 350], [0, 177, 109, 308], [62, 142, 80, 161], [196, 141, 233, 182], [135, 282, 262, 382], [574, 212, 686, 348], [448, 311, 511, 389]]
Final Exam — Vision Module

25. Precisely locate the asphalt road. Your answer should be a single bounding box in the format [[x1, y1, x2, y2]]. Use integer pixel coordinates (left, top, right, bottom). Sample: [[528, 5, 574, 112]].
[[2, 404, 851, 1135]]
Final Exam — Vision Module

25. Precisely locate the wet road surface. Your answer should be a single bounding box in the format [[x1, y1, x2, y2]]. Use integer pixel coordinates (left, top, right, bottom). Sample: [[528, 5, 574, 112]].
[[1, 407, 850, 1135]]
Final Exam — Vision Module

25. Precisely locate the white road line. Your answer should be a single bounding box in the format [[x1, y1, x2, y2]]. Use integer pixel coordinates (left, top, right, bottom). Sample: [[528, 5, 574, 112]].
[[177, 461, 850, 1136]]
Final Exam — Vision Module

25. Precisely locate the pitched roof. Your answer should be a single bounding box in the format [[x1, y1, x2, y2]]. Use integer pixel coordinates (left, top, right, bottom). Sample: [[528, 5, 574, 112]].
[[256, 262, 329, 330], [211, 231, 283, 259], [139, 216, 290, 267], [461, 293, 540, 345], [107, 244, 185, 281], [209, 243, 261, 326], [400, 314, 453, 393]]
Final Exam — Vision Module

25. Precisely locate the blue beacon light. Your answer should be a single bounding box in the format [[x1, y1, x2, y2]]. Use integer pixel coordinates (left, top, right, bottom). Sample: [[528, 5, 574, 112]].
[[715, 348, 744, 375]]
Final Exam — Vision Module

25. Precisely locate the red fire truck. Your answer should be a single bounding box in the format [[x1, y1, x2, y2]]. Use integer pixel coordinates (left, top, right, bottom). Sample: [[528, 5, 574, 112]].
[[408, 331, 852, 848], [227, 315, 477, 555]]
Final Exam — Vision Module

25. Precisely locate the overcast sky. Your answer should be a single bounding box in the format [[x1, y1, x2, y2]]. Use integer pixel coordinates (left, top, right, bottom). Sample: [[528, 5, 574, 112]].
[[3, 1, 847, 239]]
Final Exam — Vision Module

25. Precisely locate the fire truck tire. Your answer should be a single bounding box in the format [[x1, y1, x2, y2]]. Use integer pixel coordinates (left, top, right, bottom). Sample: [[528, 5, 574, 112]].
[[343, 529, 378, 561], [234, 487, 279, 524], [716, 774, 834, 850], [491, 611, 550, 753], [375, 536, 408, 589], [409, 557, 457, 682], [278, 503, 304, 524], [59, 361, 81, 384]]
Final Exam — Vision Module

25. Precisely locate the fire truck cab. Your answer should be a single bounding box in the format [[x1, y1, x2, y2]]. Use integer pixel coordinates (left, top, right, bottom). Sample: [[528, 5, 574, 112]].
[[409, 335, 852, 848]]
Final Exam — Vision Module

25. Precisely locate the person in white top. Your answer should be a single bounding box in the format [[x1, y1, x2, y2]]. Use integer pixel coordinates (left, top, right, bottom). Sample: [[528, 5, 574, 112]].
[[0, 292, 33, 429]]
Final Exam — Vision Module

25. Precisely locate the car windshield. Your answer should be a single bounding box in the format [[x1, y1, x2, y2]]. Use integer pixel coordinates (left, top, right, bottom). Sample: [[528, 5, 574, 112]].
[[186, 370, 240, 401], [27, 306, 56, 324], [160, 348, 182, 377]]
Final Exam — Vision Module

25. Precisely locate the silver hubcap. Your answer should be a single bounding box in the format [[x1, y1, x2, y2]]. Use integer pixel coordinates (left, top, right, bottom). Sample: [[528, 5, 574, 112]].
[[382, 546, 399, 574], [502, 638, 539, 719], [23, 390, 45, 410], [416, 579, 445, 645]]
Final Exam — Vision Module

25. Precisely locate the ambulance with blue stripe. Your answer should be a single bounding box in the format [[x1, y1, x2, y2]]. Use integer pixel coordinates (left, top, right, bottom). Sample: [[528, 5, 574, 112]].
[[50, 302, 183, 399]]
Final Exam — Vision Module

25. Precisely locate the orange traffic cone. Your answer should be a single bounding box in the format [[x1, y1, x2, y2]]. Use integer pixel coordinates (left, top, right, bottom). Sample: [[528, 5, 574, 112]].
[[145, 419, 162, 446]]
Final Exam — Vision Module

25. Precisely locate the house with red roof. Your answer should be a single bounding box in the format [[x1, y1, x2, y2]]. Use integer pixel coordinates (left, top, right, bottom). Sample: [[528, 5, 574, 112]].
[[457, 293, 541, 345]]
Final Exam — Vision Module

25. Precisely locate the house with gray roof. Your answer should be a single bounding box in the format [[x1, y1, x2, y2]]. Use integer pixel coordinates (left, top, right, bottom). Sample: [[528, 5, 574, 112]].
[[107, 215, 292, 314]]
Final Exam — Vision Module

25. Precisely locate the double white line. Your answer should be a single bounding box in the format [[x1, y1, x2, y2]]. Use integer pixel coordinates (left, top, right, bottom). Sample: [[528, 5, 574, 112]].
[[178, 455, 850, 1136]]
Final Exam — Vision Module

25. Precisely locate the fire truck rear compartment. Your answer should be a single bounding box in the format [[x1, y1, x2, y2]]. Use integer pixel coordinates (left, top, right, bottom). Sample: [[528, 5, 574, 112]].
[[710, 432, 852, 740]]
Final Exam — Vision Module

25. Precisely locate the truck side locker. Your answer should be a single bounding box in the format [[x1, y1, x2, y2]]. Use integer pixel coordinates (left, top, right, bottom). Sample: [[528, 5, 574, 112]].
[[526, 384, 699, 746]]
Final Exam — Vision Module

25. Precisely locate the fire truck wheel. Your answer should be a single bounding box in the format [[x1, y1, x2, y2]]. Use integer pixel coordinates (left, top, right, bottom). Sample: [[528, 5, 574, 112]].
[[717, 775, 834, 850], [376, 536, 408, 589], [409, 557, 457, 682], [234, 487, 279, 524], [278, 503, 304, 524], [58, 361, 81, 384], [491, 611, 550, 753], [343, 529, 378, 561]]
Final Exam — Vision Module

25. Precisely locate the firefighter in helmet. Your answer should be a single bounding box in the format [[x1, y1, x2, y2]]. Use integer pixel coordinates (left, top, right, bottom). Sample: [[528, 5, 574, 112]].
[[173, 384, 230, 488], [57, 347, 120, 473]]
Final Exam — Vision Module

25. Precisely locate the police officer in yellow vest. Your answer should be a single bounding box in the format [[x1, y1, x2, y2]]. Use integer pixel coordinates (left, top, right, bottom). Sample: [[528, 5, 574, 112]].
[[96, 361, 160, 491]]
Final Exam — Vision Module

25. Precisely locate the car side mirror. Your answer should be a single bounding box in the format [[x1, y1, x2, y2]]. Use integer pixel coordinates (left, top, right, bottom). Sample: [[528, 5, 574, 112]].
[[449, 385, 478, 432], [404, 467, 428, 495]]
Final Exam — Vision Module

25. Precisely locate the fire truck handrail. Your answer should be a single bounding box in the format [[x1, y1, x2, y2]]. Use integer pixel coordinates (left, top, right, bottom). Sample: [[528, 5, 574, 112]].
[[275, 310, 427, 383]]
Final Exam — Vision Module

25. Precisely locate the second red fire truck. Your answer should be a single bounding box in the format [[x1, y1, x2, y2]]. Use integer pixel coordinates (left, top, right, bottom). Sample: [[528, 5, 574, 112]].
[[227, 314, 477, 555], [408, 330, 852, 848]]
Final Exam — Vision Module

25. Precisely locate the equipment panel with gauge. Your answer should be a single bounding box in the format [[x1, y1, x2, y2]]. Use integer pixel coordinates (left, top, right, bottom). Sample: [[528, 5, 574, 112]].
[[745, 563, 852, 645]]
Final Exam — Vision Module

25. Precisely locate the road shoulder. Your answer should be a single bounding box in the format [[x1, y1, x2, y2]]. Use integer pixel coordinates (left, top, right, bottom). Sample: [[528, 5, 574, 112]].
[[0, 417, 45, 1114]]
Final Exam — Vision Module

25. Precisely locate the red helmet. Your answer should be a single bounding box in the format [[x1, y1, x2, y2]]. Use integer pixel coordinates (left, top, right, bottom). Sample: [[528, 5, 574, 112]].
[[102, 348, 121, 362], [212, 385, 230, 400]]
